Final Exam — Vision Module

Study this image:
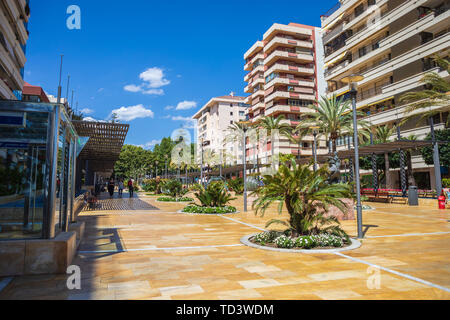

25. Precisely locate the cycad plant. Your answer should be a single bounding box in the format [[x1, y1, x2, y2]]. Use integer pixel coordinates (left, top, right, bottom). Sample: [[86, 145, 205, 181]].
[[195, 181, 236, 207], [252, 160, 353, 238]]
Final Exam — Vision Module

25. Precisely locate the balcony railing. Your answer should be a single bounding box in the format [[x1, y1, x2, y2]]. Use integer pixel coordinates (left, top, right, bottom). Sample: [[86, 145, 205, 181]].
[[322, 2, 341, 18], [356, 80, 392, 103]]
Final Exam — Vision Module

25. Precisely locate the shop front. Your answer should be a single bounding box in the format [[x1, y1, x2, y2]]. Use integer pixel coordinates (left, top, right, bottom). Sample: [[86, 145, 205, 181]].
[[0, 100, 82, 276]]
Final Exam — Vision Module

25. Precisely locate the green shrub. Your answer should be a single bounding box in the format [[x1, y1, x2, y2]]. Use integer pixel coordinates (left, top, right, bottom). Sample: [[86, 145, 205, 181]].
[[160, 179, 187, 198], [182, 204, 236, 214], [194, 181, 236, 207], [443, 178, 450, 188], [274, 235, 295, 248], [227, 178, 244, 194], [253, 231, 280, 244], [157, 196, 193, 202]]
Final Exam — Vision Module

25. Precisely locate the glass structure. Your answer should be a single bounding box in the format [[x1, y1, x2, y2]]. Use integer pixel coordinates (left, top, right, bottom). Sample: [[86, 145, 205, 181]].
[[0, 101, 79, 240]]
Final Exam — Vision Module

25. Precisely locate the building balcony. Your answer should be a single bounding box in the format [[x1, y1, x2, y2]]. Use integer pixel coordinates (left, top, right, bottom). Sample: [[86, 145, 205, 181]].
[[244, 53, 265, 71], [244, 65, 264, 82], [0, 8, 27, 68], [265, 50, 314, 68], [264, 63, 314, 78], [244, 41, 264, 60], [264, 36, 313, 54], [326, 8, 450, 80], [264, 104, 315, 117], [0, 42, 24, 90], [344, 0, 429, 54], [265, 77, 315, 90], [265, 90, 316, 104], [329, 31, 450, 97], [263, 23, 313, 42]]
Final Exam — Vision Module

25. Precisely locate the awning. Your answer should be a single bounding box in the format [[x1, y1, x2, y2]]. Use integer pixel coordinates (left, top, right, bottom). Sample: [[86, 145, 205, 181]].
[[322, 13, 345, 31], [367, 96, 394, 107], [324, 51, 348, 68], [337, 140, 449, 158]]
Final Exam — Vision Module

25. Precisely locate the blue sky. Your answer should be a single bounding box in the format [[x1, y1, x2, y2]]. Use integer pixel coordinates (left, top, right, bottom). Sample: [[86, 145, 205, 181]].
[[24, 0, 336, 148]]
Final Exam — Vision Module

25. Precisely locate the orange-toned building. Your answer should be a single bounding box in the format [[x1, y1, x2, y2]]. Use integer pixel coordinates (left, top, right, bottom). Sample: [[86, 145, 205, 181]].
[[243, 23, 327, 164]]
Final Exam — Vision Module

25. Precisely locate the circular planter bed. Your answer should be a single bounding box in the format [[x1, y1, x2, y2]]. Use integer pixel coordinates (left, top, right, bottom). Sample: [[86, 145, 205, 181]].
[[241, 232, 361, 253], [178, 204, 238, 215], [156, 196, 193, 203]]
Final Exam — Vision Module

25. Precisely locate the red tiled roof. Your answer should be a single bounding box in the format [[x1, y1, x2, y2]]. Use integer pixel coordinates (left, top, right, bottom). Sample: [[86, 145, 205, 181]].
[[22, 82, 50, 103]]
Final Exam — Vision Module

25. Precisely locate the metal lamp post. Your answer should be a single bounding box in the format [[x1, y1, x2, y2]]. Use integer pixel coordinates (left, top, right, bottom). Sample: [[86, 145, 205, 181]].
[[311, 126, 319, 171], [239, 121, 251, 212], [200, 138, 204, 186], [164, 155, 168, 179], [342, 74, 365, 239]]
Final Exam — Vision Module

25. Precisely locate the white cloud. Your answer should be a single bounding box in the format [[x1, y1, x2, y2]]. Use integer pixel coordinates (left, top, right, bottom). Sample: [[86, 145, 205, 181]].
[[175, 101, 197, 110], [81, 108, 94, 115], [143, 88, 164, 95], [171, 115, 197, 129], [139, 67, 170, 88], [124, 84, 142, 92], [110, 104, 154, 121], [164, 105, 174, 110], [124, 67, 170, 95]]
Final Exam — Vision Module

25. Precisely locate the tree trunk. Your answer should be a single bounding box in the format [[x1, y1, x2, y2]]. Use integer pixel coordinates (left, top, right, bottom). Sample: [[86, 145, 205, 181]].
[[384, 152, 391, 189]]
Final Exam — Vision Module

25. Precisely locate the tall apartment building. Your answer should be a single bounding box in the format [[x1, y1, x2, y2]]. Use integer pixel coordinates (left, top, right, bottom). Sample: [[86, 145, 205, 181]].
[[243, 23, 327, 164], [0, 0, 30, 100], [321, 0, 449, 189], [192, 94, 249, 166]]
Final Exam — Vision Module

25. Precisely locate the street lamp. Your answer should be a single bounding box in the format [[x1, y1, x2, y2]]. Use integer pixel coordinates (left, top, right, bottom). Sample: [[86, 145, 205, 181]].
[[239, 121, 251, 212], [200, 138, 204, 186], [164, 154, 168, 179], [341, 74, 364, 239], [155, 161, 159, 177], [311, 126, 320, 172]]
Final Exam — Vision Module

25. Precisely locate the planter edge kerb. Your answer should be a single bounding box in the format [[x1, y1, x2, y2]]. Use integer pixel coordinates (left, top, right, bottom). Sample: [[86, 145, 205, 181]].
[[240, 233, 362, 254]]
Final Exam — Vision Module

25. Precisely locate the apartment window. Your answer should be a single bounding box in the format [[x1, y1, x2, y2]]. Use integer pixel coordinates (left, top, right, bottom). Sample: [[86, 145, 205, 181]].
[[287, 86, 294, 92], [239, 111, 245, 116], [358, 46, 367, 58], [368, 0, 376, 6], [230, 121, 233, 124], [354, 3, 364, 17], [230, 112, 233, 116]]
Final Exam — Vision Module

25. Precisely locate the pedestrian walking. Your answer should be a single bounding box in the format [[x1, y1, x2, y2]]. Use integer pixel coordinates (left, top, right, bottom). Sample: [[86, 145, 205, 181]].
[[118, 179, 124, 196], [128, 179, 134, 198], [107, 178, 115, 198]]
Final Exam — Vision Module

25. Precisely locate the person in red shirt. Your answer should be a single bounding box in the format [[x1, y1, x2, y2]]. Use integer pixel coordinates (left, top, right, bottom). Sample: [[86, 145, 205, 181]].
[[128, 179, 134, 198]]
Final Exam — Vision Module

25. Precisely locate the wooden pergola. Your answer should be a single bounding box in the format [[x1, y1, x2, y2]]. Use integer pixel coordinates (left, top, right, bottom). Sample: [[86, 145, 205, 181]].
[[72, 121, 129, 189], [72, 121, 129, 166]]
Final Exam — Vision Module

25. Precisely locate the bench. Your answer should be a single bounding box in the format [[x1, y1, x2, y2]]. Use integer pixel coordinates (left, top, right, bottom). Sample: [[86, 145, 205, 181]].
[[361, 190, 393, 203]]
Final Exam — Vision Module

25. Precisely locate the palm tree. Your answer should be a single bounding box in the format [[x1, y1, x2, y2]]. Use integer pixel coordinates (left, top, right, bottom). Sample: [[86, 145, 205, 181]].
[[403, 134, 418, 187], [259, 115, 292, 167], [252, 160, 353, 238], [375, 125, 396, 188], [226, 121, 254, 166], [287, 128, 308, 160], [296, 95, 369, 153], [400, 56, 450, 125]]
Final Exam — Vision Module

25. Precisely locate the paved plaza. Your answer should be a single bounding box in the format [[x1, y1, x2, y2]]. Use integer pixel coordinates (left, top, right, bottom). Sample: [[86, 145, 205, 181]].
[[0, 192, 449, 300]]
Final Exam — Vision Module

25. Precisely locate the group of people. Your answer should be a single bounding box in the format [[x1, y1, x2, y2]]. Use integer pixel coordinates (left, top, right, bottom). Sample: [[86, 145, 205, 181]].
[[107, 178, 134, 198]]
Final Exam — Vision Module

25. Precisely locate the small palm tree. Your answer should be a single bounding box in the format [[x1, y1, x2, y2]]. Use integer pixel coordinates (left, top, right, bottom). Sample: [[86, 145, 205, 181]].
[[252, 160, 353, 238], [375, 125, 396, 188], [296, 95, 369, 153], [400, 57, 450, 125], [259, 115, 292, 164]]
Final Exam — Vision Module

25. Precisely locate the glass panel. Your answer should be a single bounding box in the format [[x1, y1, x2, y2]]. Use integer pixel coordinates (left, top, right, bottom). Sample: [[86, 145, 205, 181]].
[[0, 111, 48, 239]]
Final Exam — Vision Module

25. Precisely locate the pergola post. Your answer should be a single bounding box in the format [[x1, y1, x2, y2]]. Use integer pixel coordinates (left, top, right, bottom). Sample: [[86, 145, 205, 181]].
[[370, 132, 379, 193], [396, 125, 407, 197], [430, 116, 442, 197]]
